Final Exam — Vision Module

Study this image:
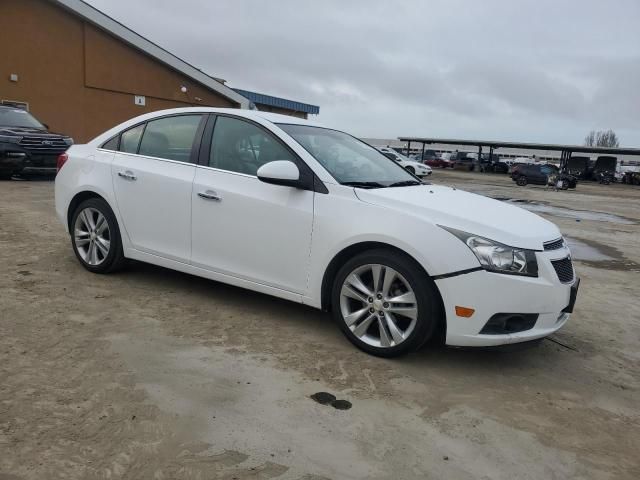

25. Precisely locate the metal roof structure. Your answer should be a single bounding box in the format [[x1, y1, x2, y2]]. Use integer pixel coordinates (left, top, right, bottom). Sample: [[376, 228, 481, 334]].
[[397, 136, 640, 156], [233, 89, 320, 115], [51, 0, 250, 109]]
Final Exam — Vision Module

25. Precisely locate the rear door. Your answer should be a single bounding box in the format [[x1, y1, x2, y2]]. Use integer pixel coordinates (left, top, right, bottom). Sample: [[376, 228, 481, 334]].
[[191, 115, 314, 293], [111, 114, 205, 262]]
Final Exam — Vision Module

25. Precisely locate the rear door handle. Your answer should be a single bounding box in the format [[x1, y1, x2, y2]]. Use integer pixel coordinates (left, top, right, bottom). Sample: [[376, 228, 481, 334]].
[[117, 170, 137, 181], [198, 190, 222, 201]]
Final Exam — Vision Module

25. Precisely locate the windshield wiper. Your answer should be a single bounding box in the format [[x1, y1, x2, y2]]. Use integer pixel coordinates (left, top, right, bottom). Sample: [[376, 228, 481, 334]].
[[388, 180, 422, 187], [342, 181, 386, 189]]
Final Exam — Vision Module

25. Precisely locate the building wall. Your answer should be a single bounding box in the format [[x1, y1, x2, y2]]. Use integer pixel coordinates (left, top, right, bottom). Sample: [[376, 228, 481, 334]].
[[0, 0, 237, 142]]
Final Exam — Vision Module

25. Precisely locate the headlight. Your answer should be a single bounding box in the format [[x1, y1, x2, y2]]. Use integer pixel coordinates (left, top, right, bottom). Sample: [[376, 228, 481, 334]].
[[440, 226, 538, 277], [0, 135, 22, 144], [64, 137, 74, 145]]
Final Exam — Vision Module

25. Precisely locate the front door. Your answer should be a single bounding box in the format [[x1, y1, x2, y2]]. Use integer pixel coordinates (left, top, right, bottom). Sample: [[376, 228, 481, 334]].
[[191, 115, 314, 294], [111, 114, 204, 262]]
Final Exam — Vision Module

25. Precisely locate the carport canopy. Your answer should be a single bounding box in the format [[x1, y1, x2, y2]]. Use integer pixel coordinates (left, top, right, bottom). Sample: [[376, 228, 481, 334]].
[[397, 137, 640, 170]]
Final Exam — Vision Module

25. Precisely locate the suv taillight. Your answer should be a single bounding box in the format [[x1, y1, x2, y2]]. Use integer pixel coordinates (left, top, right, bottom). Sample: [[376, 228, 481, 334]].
[[56, 153, 68, 172]]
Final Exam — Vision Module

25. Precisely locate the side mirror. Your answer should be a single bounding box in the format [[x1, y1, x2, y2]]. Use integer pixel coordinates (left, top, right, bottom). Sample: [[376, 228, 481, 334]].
[[257, 160, 300, 187]]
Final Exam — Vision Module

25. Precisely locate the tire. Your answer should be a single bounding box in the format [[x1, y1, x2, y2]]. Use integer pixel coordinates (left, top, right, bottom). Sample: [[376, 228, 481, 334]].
[[331, 249, 442, 357], [516, 176, 527, 186], [405, 166, 415, 175], [70, 197, 126, 274]]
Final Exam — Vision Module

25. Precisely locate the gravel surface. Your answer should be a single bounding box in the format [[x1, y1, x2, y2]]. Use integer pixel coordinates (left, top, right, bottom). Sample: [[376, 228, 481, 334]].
[[1, 172, 638, 479]]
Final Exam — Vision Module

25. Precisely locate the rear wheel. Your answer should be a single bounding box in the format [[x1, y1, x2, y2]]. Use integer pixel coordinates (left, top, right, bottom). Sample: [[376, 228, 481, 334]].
[[516, 176, 528, 186], [70, 198, 125, 274], [331, 249, 441, 357]]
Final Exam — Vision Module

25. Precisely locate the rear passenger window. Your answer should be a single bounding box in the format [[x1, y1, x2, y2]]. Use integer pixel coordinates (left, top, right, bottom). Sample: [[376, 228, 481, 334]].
[[209, 116, 297, 175], [119, 124, 145, 154], [102, 136, 119, 151], [138, 115, 202, 162]]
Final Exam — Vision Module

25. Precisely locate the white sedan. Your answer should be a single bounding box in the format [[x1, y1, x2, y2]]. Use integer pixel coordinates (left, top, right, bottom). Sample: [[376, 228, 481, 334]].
[[55, 108, 579, 357], [377, 147, 432, 177]]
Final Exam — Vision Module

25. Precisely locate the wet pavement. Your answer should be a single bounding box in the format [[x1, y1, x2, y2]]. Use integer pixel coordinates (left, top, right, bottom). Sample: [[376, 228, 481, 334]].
[[493, 197, 636, 225], [2, 172, 640, 479]]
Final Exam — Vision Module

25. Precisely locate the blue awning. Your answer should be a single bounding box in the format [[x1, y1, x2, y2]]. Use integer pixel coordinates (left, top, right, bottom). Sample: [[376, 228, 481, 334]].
[[232, 88, 319, 115]]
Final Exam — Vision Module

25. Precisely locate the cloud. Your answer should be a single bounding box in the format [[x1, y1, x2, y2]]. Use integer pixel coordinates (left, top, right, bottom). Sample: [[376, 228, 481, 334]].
[[87, 0, 640, 145]]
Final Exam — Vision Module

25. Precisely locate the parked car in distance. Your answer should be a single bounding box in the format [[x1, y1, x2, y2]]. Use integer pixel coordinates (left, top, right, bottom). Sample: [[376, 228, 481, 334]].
[[412, 149, 439, 162], [377, 147, 432, 177], [479, 153, 509, 173], [424, 157, 452, 168], [566, 155, 590, 179], [590, 156, 617, 181], [0, 106, 73, 178], [55, 107, 578, 357], [512, 164, 577, 189], [450, 152, 475, 171], [621, 169, 640, 185]]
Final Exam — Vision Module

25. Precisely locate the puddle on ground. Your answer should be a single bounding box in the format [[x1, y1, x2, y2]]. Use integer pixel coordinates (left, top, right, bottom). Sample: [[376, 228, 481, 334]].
[[310, 391, 336, 405], [310, 392, 353, 410], [564, 237, 615, 262], [492, 197, 636, 225], [564, 236, 640, 272]]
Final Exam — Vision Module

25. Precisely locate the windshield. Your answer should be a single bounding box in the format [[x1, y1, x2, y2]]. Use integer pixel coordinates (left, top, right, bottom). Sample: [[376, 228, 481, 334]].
[[0, 108, 45, 129], [278, 124, 418, 187]]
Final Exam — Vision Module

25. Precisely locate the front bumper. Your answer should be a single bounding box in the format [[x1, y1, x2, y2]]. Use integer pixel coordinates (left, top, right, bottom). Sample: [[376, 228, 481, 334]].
[[20, 153, 58, 175], [21, 166, 57, 175], [435, 250, 578, 347], [0, 152, 26, 174]]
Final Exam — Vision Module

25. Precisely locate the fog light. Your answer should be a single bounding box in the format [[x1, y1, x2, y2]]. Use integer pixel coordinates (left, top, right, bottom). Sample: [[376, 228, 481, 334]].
[[455, 306, 475, 318]]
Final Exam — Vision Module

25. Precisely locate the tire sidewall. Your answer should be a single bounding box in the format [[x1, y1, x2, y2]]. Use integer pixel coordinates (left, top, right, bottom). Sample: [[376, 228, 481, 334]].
[[70, 198, 123, 273], [331, 249, 440, 357]]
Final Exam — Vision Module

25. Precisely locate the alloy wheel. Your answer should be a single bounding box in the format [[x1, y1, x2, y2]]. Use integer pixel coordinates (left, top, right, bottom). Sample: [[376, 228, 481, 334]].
[[74, 207, 111, 266], [339, 264, 418, 348]]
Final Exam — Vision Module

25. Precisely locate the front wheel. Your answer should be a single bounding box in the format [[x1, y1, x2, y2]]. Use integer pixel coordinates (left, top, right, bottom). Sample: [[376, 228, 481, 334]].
[[70, 198, 125, 273], [516, 176, 527, 186], [331, 249, 441, 357], [405, 166, 415, 175]]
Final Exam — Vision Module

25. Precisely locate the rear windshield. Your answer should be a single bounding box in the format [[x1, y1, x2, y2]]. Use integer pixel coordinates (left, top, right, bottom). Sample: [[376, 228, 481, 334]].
[[0, 108, 45, 128]]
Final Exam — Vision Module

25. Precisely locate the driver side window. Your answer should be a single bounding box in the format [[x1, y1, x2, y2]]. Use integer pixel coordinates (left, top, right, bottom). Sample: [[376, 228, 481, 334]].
[[209, 116, 296, 175]]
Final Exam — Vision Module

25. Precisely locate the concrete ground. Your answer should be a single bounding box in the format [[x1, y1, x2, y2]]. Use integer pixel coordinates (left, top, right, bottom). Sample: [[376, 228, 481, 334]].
[[0, 171, 638, 480]]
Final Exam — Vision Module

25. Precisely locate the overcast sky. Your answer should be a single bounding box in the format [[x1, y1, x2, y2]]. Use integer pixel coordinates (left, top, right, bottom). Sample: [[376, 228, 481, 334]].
[[86, 0, 640, 145]]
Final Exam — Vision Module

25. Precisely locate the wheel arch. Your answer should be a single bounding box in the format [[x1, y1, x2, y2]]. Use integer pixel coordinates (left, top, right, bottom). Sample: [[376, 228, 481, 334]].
[[67, 191, 110, 233], [320, 241, 447, 341]]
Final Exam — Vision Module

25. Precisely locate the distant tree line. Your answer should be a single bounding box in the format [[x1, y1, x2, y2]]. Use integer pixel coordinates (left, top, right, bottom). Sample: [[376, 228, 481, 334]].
[[584, 129, 620, 148]]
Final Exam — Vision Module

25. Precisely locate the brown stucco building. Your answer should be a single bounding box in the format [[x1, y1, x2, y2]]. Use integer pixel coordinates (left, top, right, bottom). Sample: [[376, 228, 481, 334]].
[[0, 0, 318, 143]]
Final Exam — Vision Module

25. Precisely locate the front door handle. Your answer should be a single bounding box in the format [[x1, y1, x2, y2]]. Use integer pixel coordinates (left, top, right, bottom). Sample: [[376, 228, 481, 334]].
[[117, 170, 137, 181], [198, 190, 222, 201]]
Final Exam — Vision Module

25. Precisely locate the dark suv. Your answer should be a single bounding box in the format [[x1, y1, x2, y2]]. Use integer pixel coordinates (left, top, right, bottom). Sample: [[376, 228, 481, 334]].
[[511, 164, 577, 188], [0, 106, 72, 178], [479, 153, 509, 173]]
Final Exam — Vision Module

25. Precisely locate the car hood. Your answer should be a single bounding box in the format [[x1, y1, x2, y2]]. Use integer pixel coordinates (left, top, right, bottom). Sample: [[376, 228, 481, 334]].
[[0, 126, 49, 136], [405, 160, 428, 168], [355, 184, 560, 250]]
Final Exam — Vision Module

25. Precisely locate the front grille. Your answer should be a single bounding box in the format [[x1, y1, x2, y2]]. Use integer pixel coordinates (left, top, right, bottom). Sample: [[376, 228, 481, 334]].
[[19, 136, 68, 154], [544, 238, 565, 250], [551, 257, 574, 283]]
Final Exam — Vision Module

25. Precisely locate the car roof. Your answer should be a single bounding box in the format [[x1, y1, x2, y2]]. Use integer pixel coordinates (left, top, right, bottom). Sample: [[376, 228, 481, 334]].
[[88, 107, 330, 147], [132, 107, 323, 128], [0, 105, 28, 112]]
